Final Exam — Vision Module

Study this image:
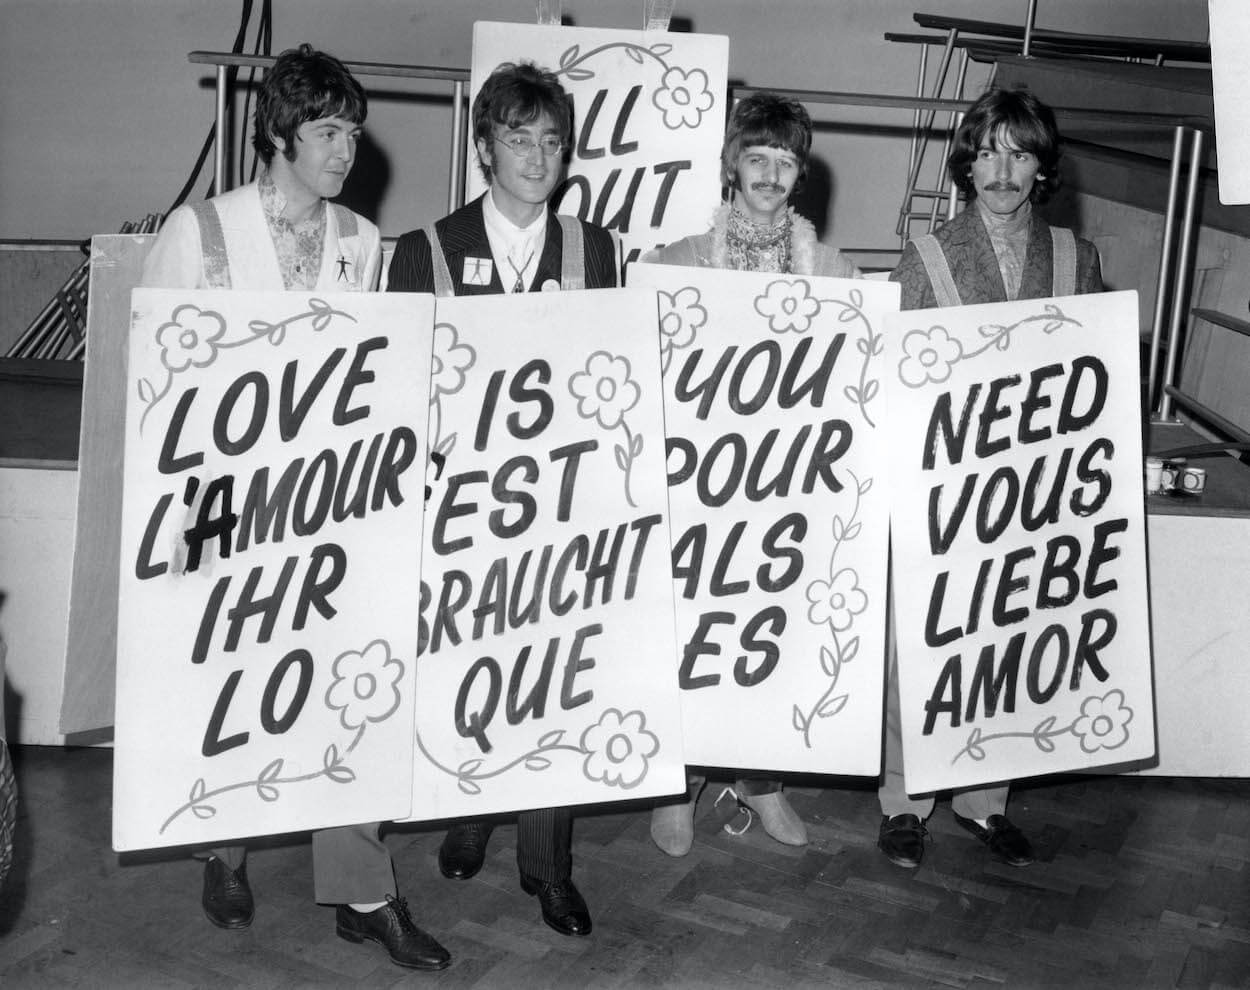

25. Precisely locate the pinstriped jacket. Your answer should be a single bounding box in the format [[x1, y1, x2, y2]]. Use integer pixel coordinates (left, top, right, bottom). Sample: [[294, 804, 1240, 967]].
[[386, 195, 618, 295]]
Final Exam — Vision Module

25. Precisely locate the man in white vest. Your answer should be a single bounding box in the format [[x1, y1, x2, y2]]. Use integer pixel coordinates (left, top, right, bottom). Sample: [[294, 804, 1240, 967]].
[[141, 44, 449, 972], [879, 87, 1102, 870]]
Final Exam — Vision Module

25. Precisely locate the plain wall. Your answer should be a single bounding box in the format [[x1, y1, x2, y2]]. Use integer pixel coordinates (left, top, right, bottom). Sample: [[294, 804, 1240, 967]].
[[1, 1, 1211, 250]]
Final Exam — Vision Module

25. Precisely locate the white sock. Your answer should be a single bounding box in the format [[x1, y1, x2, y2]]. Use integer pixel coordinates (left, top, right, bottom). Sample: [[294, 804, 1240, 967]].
[[973, 818, 989, 828], [350, 901, 387, 913]]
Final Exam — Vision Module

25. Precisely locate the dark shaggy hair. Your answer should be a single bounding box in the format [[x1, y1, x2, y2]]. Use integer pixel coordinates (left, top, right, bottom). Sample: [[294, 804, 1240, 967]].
[[721, 91, 813, 192], [472, 61, 574, 182], [252, 44, 366, 166], [948, 88, 1062, 204]]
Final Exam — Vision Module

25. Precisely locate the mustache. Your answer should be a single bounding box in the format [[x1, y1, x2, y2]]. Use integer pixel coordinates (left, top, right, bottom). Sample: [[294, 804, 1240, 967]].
[[982, 181, 1022, 193], [749, 181, 786, 194]]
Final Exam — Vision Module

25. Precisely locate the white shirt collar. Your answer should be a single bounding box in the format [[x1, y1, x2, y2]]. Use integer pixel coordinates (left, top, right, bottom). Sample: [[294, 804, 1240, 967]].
[[482, 190, 547, 292]]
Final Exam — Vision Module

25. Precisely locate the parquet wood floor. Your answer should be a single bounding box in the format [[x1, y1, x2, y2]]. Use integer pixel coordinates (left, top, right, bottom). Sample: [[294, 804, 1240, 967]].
[[1, 746, 1247, 988]]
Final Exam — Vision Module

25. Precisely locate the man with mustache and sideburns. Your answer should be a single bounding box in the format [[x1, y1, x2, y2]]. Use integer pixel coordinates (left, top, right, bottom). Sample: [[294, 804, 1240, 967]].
[[638, 91, 859, 859], [878, 87, 1103, 872]]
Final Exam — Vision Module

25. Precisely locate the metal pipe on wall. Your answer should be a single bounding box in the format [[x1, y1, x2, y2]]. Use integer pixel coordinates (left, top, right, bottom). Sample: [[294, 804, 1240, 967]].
[[1159, 127, 1206, 422], [1147, 125, 1186, 416]]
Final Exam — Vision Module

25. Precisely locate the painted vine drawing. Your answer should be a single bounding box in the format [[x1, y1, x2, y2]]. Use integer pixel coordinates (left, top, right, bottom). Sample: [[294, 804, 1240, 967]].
[[161, 639, 404, 834], [553, 41, 717, 131], [415, 707, 662, 796], [897, 303, 1083, 389], [657, 280, 883, 427], [568, 351, 644, 507], [793, 470, 873, 748], [952, 688, 1135, 765], [137, 298, 356, 433]]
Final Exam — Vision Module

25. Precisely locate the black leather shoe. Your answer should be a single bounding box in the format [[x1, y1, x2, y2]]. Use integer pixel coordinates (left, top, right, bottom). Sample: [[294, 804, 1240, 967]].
[[954, 812, 1035, 867], [520, 873, 592, 937], [877, 814, 927, 869], [438, 822, 493, 880], [202, 856, 254, 930], [335, 895, 451, 970]]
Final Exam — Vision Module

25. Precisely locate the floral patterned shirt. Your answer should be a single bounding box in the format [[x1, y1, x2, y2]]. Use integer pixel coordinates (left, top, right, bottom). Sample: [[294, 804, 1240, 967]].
[[259, 170, 326, 290]]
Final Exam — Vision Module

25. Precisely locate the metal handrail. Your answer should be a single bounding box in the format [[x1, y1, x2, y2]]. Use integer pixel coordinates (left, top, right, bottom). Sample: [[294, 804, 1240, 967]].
[[1162, 386, 1250, 445], [187, 51, 470, 211], [188, 52, 1208, 421]]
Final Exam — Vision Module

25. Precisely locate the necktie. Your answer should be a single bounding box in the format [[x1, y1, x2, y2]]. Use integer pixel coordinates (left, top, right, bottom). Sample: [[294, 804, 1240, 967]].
[[507, 250, 533, 294]]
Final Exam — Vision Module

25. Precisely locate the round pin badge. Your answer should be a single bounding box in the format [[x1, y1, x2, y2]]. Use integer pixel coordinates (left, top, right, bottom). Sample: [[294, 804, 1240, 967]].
[[541, 278, 561, 292]]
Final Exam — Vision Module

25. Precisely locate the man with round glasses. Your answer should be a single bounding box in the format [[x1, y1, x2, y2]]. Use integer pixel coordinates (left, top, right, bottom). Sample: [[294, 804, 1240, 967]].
[[387, 60, 616, 938]]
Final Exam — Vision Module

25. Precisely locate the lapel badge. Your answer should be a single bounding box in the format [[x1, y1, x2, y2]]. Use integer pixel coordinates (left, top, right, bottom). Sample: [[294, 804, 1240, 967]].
[[541, 278, 561, 292], [463, 257, 493, 286]]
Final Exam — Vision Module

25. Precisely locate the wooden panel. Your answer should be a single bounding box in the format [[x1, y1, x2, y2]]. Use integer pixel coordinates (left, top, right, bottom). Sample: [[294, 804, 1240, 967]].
[[0, 466, 77, 745], [1141, 512, 1250, 776], [60, 234, 155, 734]]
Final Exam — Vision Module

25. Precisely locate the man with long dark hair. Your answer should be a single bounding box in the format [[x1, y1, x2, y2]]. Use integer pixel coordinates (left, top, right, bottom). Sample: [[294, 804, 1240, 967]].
[[879, 87, 1102, 872]]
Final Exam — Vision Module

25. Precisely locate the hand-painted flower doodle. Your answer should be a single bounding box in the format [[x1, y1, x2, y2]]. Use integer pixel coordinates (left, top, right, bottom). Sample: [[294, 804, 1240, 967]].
[[415, 703, 664, 797], [659, 286, 706, 351], [657, 286, 706, 374], [138, 297, 354, 433], [755, 279, 820, 334], [652, 66, 715, 129], [160, 637, 394, 835], [899, 305, 1084, 390], [430, 322, 476, 398], [157, 305, 227, 373], [899, 325, 964, 386], [1071, 689, 1134, 754], [569, 351, 641, 429], [325, 639, 405, 731], [952, 689, 1137, 764], [792, 472, 873, 748], [569, 351, 644, 507], [805, 568, 868, 632], [580, 708, 660, 789]]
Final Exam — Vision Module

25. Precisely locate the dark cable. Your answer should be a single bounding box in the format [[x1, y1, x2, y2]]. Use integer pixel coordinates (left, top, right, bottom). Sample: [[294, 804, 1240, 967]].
[[164, 0, 255, 216]]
